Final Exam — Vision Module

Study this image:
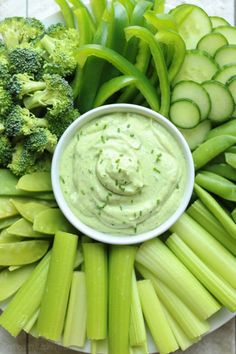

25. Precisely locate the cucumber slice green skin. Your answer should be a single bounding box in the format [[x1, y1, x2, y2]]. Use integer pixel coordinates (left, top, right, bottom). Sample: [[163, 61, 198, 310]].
[[213, 26, 236, 45], [179, 120, 211, 151], [210, 16, 231, 29], [202, 80, 234, 123], [171, 80, 211, 121], [197, 33, 228, 57], [169, 99, 201, 129], [226, 76, 236, 116], [171, 4, 212, 49], [213, 64, 236, 84], [173, 50, 219, 86], [214, 45, 236, 67]]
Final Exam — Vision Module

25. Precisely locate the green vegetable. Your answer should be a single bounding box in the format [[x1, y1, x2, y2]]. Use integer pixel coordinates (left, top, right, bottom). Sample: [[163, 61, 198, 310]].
[[9, 47, 44, 78], [83, 242, 107, 341], [0, 251, 51, 336], [0, 136, 13, 168], [225, 152, 236, 168], [10, 200, 50, 222], [7, 218, 45, 238], [207, 119, 236, 139], [170, 213, 236, 288], [205, 163, 236, 182], [17, 172, 52, 192], [76, 44, 160, 111], [109, 245, 137, 354], [167, 233, 236, 311], [55, 0, 75, 28], [0, 198, 18, 219], [0, 215, 20, 230], [37, 231, 78, 341], [33, 208, 74, 234], [138, 279, 179, 353], [0, 240, 49, 266], [7, 73, 46, 99], [63, 271, 87, 348], [194, 183, 236, 239], [136, 238, 220, 320], [192, 135, 236, 170]]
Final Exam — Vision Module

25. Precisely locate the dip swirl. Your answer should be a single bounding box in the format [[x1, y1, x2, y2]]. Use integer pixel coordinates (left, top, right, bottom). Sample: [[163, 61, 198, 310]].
[[60, 112, 187, 235]]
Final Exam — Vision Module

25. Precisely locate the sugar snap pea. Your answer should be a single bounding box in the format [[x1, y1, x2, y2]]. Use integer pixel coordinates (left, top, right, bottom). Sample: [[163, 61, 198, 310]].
[[33, 208, 74, 234], [207, 119, 236, 139], [193, 135, 236, 170], [195, 171, 236, 202], [17, 172, 52, 192], [0, 240, 49, 266], [205, 163, 236, 182], [0, 216, 21, 230], [225, 152, 236, 169], [7, 218, 50, 238], [10, 200, 50, 223]]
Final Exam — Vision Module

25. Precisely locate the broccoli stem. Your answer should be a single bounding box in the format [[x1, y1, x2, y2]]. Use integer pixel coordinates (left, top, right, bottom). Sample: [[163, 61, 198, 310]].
[[22, 81, 46, 96], [24, 91, 54, 110], [40, 35, 56, 56]]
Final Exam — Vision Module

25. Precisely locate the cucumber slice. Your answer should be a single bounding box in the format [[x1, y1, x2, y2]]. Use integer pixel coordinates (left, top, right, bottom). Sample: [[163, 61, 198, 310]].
[[214, 45, 236, 67], [197, 33, 228, 57], [179, 120, 211, 151], [173, 50, 219, 85], [172, 80, 211, 120], [226, 76, 236, 117], [202, 80, 234, 122], [171, 4, 212, 49], [210, 16, 231, 28], [213, 64, 236, 84], [169, 99, 201, 129], [213, 26, 236, 44]]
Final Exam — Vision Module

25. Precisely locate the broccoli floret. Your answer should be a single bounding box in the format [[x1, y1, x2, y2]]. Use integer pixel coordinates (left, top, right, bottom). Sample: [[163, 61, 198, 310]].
[[46, 23, 80, 44], [5, 105, 48, 137], [29, 151, 52, 173], [25, 127, 57, 153], [40, 33, 77, 77], [0, 86, 13, 117], [47, 108, 79, 138], [0, 135, 12, 167], [8, 142, 37, 176], [9, 47, 44, 77], [24, 74, 73, 114], [7, 73, 46, 99], [0, 64, 10, 86], [0, 17, 44, 48]]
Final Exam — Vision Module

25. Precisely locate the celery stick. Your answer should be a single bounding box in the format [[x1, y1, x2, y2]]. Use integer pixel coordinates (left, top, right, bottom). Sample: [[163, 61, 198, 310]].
[[136, 238, 220, 320], [170, 213, 236, 288], [37, 231, 78, 341], [0, 251, 51, 336], [162, 307, 199, 351], [109, 245, 137, 354], [187, 200, 236, 256], [138, 279, 179, 353], [167, 233, 236, 311], [130, 272, 147, 347], [136, 264, 210, 339], [130, 345, 148, 354], [83, 243, 107, 340], [194, 183, 236, 239], [63, 271, 87, 348], [23, 309, 40, 333]]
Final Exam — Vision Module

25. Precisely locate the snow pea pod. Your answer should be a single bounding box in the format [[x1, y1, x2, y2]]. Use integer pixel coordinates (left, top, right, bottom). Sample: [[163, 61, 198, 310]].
[[125, 26, 170, 116], [207, 119, 236, 139], [194, 184, 236, 239], [195, 171, 236, 202], [33, 208, 74, 235], [76, 44, 160, 111], [193, 135, 236, 170], [55, 0, 75, 28], [17, 172, 52, 192], [155, 29, 186, 82], [10, 200, 50, 223], [0, 240, 49, 266], [94, 75, 137, 107], [205, 163, 236, 182], [7, 218, 50, 238], [225, 152, 236, 169]]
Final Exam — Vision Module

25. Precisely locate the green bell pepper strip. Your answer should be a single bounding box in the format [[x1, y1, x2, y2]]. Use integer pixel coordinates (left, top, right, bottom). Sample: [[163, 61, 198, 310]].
[[154, 0, 165, 13], [193, 135, 236, 170], [154, 30, 186, 82], [145, 11, 177, 31], [78, 5, 115, 113], [71, 7, 96, 100], [101, 1, 129, 84], [94, 75, 137, 107], [117, 0, 135, 19], [205, 163, 236, 182], [125, 26, 170, 116], [195, 171, 236, 202], [76, 44, 160, 111], [117, 41, 151, 103], [124, 1, 153, 64], [90, 0, 107, 24], [194, 184, 236, 240], [55, 0, 75, 28]]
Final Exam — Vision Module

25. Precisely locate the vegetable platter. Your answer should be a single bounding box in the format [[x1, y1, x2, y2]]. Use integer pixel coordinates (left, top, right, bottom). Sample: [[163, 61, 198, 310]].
[[0, 1, 236, 354]]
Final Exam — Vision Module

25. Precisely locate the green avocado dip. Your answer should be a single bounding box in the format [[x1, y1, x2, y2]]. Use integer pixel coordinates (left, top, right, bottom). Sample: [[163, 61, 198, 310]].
[[59, 112, 188, 235]]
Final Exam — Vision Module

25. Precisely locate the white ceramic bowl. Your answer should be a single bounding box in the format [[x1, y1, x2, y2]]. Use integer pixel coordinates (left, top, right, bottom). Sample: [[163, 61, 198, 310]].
[[51, 104, 194, 245]]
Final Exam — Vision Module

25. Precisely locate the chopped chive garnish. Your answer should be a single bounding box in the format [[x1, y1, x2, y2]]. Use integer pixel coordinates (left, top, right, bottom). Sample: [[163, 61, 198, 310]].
[[81, 190, 85, 195], [153, 167, 160, 173], [120, 206, 123, 211], [156, 153, 162, 162], [97, 203, 107, 210], [103, 124, 107, 130], [90, 187, 94, 191], [108, 192, 112, 197], [118, 168, 121, 173], [127, 124, 130, 128], [101, 136, 105, 143], [116, 159, 120, 164], [134, 227, 137, 233], [130, 134, 134, 138], [88, 169, 92, 174], [151, 150, 154, 154], [131, 200, 134, 204], [156, 199, 160, 205], [60, 176, 65, 184], [117, 128, 121, 133], [139, 211, 142, 217]]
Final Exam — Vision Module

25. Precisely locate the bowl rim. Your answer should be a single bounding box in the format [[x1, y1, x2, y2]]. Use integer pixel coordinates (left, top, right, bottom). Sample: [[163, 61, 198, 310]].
[[51, 103, 195, 245]]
